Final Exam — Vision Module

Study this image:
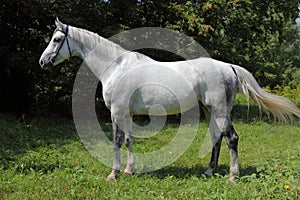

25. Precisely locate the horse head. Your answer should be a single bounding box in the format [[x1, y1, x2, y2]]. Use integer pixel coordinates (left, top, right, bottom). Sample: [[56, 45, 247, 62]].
[[39, 18, 72, 69]]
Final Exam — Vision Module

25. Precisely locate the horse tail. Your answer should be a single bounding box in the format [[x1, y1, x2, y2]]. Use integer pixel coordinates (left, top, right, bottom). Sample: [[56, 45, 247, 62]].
[[231, 65, 300, 122]]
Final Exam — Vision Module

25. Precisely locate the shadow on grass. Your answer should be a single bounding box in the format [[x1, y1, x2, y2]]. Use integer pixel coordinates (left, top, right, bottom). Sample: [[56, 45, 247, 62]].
[[139, 164, 258, 180]]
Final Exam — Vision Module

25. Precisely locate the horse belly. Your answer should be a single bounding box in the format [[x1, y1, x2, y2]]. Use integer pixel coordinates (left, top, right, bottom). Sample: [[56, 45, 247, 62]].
[[129, 85, 199, 115]]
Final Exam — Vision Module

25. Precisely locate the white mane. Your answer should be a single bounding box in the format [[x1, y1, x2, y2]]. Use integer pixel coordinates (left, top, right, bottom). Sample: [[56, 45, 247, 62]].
[[69, 26, 126, 60]]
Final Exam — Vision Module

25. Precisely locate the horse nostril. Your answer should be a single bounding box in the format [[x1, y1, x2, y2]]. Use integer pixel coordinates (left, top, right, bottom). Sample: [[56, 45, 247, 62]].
[[50, 57, 55, 64], [40, 60, 44, 67]]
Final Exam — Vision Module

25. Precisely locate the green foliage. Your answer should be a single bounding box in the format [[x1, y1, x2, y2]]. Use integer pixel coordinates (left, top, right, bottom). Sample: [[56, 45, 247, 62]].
[[1, 115, 299, 199], [199, 0, 300, 87], [235, 84, 300, 105], [0, 0, 113, 114], [0, 0, 299, 114]]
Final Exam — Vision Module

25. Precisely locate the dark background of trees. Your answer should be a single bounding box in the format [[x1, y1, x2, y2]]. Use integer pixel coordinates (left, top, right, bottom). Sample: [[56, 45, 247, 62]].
[[0, 0, 299, 116]]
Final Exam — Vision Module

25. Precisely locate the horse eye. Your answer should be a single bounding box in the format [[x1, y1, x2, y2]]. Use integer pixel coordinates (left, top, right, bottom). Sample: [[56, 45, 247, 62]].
[[53, 38, 61, 43]]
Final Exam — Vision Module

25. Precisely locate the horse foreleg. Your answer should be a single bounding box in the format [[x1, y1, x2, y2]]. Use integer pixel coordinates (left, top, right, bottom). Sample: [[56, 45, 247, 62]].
[[124, 132, 134, 175], [107, 113, 134, 180], [123, 114, 134, 175], [106, 122, 123, 181]]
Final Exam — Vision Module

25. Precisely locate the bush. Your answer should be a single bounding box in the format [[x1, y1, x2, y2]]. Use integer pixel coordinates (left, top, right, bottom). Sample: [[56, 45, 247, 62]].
[[235, 84, 300, 106], [265, 84, 300, 105]]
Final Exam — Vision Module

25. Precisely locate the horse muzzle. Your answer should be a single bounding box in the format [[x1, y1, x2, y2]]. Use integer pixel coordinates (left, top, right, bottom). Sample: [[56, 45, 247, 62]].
[[39, 55, 55, 69]]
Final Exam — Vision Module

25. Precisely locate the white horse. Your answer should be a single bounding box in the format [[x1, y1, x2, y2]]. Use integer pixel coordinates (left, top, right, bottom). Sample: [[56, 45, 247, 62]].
[[39, 18, 300, 181]]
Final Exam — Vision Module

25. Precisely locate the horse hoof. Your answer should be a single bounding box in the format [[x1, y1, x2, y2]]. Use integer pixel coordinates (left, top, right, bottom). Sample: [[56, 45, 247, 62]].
[[105, 176, 116, 181], [228, 177, 237, 185], [123, 171, 133, 176], [204, 169, 213, 178], [105, 173, 118, 181]]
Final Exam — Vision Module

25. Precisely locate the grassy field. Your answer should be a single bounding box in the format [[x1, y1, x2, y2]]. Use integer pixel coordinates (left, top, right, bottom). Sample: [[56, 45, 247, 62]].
[[0, 113, 300, 199]]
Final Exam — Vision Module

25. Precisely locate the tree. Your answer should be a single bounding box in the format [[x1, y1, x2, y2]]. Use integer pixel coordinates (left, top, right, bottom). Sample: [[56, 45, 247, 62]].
[[0, 0, 112, 114], [162, 0, 300, 87], [0, 0, 299, 114]]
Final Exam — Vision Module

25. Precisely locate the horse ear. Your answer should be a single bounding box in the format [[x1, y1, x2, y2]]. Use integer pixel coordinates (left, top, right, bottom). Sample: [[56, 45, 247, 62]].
[[55, 17, 66, 31], [55, 17, 61, 28], [55, 17, 60, 23]]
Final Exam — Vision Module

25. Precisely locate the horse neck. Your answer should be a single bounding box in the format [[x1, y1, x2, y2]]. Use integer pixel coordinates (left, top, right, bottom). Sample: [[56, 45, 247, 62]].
[[69, 26, 127, 79]]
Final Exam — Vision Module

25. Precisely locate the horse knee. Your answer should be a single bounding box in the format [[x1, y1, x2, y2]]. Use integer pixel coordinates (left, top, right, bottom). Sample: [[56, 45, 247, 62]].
[[124, 134, 132, 148], [113, 124, 124, 149], [114, 134, 123, 149]]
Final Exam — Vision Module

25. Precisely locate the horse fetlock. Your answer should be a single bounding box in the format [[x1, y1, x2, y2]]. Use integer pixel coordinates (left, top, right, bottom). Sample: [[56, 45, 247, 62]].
[[229, 165, 239, 180], [230, 165, 239, 174]]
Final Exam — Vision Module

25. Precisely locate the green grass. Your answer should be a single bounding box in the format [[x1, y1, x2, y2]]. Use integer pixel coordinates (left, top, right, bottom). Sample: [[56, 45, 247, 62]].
[[0, 113, 300, 199]]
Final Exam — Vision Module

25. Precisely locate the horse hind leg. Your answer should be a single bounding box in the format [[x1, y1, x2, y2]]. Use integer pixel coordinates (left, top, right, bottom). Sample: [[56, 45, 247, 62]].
[[204, 72, 239, 180], [205, 113, 239, 182], [224, 124, 239, 182], [204, 116, 223, 177]]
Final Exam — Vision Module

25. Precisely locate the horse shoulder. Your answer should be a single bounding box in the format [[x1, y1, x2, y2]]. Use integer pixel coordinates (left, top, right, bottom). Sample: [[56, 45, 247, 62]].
[[101, 53, 145, 110]]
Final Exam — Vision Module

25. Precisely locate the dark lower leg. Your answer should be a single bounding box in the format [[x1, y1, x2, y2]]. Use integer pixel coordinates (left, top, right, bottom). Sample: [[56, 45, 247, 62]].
[[205, 136, 223, 177], [225, 126, 239, 181]]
